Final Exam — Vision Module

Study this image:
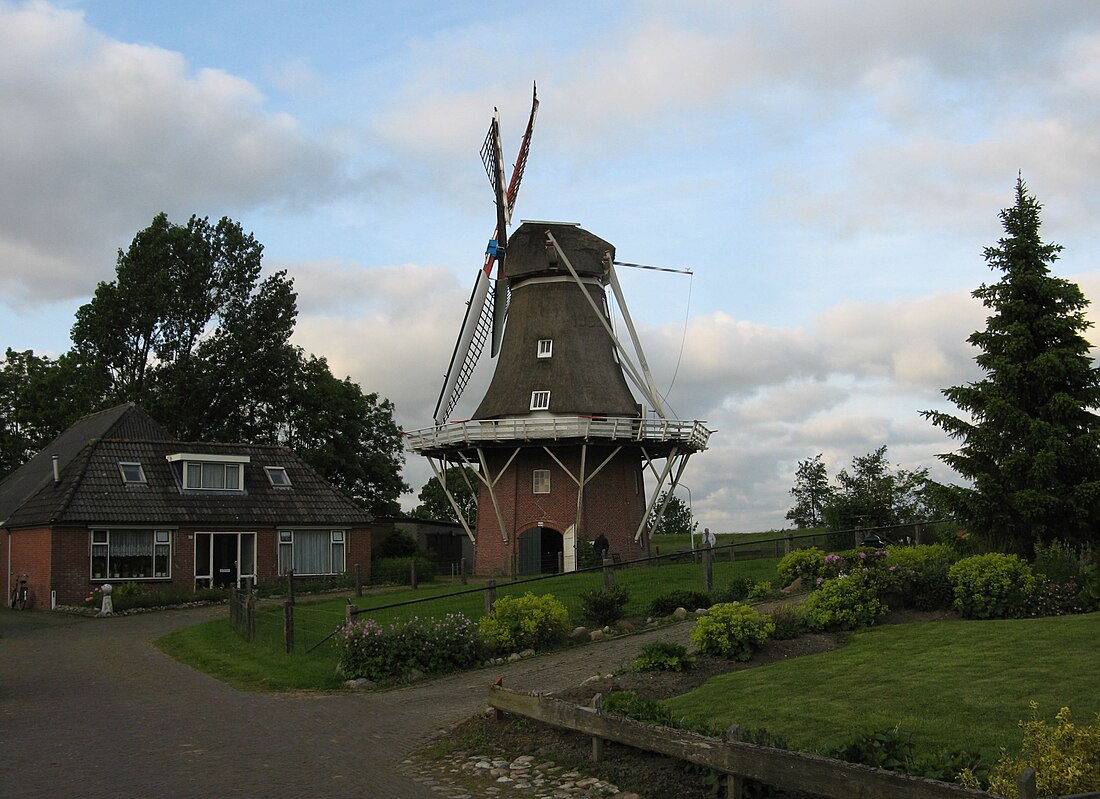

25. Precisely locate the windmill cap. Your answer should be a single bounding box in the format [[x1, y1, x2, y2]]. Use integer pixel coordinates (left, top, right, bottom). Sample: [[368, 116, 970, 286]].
[[505, 222, 615, 281]]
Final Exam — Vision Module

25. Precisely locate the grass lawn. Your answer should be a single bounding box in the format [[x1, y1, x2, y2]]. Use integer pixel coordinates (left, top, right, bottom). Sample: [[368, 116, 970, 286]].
[[155, 556, 783, 691], [664, 611, 1100, 762]]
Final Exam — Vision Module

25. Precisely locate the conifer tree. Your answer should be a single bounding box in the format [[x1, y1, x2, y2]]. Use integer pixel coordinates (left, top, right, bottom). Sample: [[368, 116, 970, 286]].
[[924, 178, 1100, 553]]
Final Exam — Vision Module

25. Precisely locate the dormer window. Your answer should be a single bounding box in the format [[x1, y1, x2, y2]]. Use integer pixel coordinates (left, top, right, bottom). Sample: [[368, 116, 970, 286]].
[[118, 462, 146, 484], [265, 466, 291, 487], [537, 339, 553, 358], [166, 453, 249, 491], [530, 390, 550, 411]]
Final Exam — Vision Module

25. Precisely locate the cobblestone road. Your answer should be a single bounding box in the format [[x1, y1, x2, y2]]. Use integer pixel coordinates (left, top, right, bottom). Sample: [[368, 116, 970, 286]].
[[0, 606, 692, 799]]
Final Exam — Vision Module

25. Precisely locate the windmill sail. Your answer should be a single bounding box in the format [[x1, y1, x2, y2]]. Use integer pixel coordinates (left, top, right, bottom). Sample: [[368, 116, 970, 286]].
[[432, 84, 539, 425]]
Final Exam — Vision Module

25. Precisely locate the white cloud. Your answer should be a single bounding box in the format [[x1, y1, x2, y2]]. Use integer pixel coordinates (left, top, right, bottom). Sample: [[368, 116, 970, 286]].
[[0, 1, 340, 305]]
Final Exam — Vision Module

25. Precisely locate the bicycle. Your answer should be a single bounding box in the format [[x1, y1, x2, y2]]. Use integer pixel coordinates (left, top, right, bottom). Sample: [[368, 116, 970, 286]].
[[9, 573, 29, 610]]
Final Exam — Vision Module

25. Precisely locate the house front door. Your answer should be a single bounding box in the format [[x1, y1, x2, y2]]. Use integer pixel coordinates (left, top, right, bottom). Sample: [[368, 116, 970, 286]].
[[195, 532, 257, 589]]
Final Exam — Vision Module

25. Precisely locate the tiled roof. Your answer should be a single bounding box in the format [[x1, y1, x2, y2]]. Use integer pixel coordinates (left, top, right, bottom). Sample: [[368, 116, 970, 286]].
[[2, 408, 372, 529], [0, 404, 170, 524]]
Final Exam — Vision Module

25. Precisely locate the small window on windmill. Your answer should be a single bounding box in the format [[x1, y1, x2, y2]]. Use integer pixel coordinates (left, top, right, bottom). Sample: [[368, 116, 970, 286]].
[[530, 390, 550, 411], [537, 339, 553, 359], [533, 469, 550, 494]]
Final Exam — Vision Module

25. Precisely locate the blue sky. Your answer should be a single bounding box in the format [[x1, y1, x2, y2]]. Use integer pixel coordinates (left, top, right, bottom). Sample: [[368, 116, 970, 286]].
[[4, 1, 1100, 531]]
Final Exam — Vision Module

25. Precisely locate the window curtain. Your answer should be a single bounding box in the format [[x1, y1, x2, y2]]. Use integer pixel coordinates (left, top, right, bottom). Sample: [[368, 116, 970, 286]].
[[293, 531, 330, 574], [111, 530, 153, 556]]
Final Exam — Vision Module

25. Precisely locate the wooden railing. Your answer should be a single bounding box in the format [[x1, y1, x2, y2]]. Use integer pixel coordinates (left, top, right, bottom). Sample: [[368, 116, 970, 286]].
[[404, 415, 712, 453], [487, 685, 996, 799]]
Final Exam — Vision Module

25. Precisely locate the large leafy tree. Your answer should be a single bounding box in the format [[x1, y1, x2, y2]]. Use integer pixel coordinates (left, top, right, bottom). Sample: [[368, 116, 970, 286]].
[[812, 447, 937, 531], [411, 466, 478, 527], [2, 212, 408, 514], [786, 454, 832, 528], [924, 179, 1100, 553]]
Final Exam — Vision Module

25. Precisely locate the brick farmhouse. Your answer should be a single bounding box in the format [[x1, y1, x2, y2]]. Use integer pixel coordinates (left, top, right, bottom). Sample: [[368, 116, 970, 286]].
[[1, 404, 371, 609]]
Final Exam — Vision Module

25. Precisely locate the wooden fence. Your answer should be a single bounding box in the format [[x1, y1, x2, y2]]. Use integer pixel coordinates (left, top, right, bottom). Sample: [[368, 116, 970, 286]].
[[488, 684, 999, 799]]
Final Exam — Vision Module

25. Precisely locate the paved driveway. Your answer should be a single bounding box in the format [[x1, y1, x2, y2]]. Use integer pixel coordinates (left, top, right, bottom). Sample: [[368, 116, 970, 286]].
[[0, 606, 689, 798]]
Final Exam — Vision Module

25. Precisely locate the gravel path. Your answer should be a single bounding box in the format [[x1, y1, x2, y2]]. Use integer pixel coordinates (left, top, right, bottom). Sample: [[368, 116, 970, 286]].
[[0, 605, 693, 799]]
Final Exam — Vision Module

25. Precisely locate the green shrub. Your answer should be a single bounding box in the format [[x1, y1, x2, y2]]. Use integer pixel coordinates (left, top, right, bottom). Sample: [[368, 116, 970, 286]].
[[801, 571, 887, 631], [777, 547, 827, 587], [748, 580, 777, 601], [335, 613, 485, 682], [602, 690, 675, 726], [831, 728, 985, 785], [374, 528, 420, 558], [579, 585, 629, 627], [974, 704, 1100, 798], [689, 602, 775, 661], [479, 592, 570, 654], [767, 604, 804, 640], [948, 553, 1035, 619], [713, 576, 753, 603], [885, 544, 959, 610], [371, 556, 435, 586], [648, 589, 712, 617], [576, 539, 602, 569], [633, 640, 695, 672]]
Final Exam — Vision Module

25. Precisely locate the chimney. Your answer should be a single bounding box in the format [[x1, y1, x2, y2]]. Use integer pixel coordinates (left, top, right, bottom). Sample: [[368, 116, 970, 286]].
[[52, 454, 60, 484]]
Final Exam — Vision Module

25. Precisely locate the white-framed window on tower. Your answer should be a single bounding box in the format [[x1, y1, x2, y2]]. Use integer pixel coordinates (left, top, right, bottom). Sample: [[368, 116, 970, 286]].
[[537, 339, 553, 358], [533, 469, 550, 494], [530, 390, 550, 410]]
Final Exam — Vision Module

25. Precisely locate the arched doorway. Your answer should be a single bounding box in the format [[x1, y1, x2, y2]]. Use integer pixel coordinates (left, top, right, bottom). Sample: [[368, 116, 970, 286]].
[[517, 526, 563, 575]]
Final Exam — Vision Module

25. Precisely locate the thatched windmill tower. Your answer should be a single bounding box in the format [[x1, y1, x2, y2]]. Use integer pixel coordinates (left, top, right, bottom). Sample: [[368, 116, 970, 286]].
[[405, 94, 710, 575]]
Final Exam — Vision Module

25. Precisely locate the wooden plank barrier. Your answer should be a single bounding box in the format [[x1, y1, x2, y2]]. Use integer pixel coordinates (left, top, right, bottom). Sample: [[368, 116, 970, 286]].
[[487, 685, 995, 799]]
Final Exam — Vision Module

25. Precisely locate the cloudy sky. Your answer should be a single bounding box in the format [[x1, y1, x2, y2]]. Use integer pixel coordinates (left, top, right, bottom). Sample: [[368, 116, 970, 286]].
[[4, 0, 1100, 532]]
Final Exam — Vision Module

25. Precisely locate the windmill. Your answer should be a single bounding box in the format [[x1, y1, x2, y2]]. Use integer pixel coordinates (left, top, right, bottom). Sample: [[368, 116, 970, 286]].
[[408, 92, 711, 577]]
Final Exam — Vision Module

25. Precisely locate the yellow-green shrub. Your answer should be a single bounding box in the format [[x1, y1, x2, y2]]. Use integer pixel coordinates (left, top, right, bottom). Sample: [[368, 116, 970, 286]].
[[971, 703, 1100, 798], [689, 602, 775, 661], [478, 592, 569, 654], [777, 547, 827, 587], [948, 553, 1035, 619]]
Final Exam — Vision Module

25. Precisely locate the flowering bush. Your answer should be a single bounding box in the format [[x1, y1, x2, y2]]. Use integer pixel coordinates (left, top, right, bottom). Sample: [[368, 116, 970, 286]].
[[884, 544, 959, 610], [335, 613, 485, 681], [968, 704, 1100, 798], [822, 549, 892, 589], [689, 602, 775, 660], [948, 553, 1035, 619], [801, 571, 887, 631], [777, 547, 827, 587], [479, 592, 570, 654]]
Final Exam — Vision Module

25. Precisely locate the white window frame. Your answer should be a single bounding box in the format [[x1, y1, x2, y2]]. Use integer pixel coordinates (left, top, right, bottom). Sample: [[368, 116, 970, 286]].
[[530, 390, 551, 411], [265, 466, 292, 487], [277, 529, 347, 576], [118, 462, 146, 484], [533, 469, 551, 494], [537, 339, 553, 358], [89, 528, 173, 581], [167, 453, 249, 492]]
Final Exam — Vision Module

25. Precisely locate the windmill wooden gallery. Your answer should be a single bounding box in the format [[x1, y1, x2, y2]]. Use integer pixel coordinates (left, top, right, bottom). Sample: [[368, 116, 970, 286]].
[[404, 88, 711, 576]]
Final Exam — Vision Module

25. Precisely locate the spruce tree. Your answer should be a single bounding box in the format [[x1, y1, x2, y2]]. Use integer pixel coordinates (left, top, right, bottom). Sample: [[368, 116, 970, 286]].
[[924, 178, 1100, 553]]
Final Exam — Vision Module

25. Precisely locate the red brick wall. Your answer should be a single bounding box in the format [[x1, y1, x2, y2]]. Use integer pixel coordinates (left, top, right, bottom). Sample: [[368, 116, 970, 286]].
[[473, 445, 646, 574], [7, 527, 52, 609], [13, 524, 372, 609]]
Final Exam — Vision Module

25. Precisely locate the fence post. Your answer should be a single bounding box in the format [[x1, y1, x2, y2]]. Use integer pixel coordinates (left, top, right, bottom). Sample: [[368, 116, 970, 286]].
[[354, 563, 362, 597], [246, 592, 256, 642], [230, 585, 238, 628], [283, 599, 294, 653], [591, 693, 605, 763], [1017, 768, 1037, 799], [703, 548, 713, 593], [725, 724, 744, 799], [785, 534, 793, 556], [410, 558, 418, 590], [602, 558, 614, 590], [460, 557, 467, 585], [286, 568, 295, 605], [485, 579, 497, 616]]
